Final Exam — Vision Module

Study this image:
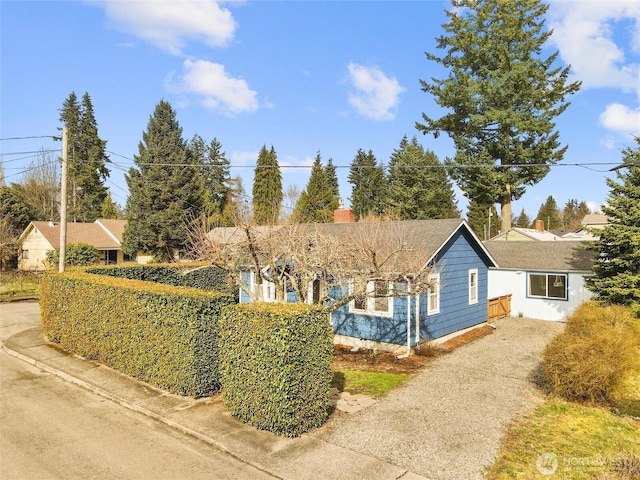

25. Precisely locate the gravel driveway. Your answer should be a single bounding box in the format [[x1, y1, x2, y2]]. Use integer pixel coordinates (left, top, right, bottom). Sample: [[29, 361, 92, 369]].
[[314, 317, 565, 480]]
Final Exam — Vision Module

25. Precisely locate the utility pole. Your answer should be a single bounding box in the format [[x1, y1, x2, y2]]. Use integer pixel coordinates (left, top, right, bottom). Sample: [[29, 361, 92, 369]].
[[59, 127, 68, 273]]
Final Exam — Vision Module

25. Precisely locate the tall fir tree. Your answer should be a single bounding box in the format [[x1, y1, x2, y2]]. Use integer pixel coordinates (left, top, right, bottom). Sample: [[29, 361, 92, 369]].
[[189, 135, 231, 224], [585, 138, 640, 315], [348, 149, 386, 220], [123, 100, 204, 261], [294, 152, 339, 223], [386, 136, 459, 220], [100, 192, 122, 219], [514, 208, 531, 228], [417, 0, 581, 231], [59, 92, 110, 223], [252, 145, 283, 225], [562, 199, 591, 230], [535, 195, 561, 230], [466, 199, 499, 239], [325, 157, 340, 200]]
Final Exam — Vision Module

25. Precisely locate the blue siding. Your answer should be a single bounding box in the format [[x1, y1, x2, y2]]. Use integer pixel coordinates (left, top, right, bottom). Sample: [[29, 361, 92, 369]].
[[237, 225, 493, 347], [420, 228, 489, 340], [331, 292, 416, 345], [239, 271, 252, 303]]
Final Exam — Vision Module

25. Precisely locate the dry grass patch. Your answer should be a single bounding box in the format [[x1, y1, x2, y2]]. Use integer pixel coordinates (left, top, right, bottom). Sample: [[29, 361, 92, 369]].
[[486, 399, 640, 480]]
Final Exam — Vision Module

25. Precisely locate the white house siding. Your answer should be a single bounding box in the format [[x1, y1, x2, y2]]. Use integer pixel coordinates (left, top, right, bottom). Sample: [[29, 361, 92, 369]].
[[487, 269, 592, 322], [19, 229, 53, 270]]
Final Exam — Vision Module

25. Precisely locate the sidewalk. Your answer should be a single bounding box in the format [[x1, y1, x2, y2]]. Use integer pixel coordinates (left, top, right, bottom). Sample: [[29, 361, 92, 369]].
[[3, 327, 428, 480]]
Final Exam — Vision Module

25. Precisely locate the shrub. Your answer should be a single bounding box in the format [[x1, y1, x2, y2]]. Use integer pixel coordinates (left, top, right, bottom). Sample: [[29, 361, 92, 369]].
[[47, 243, 101, 267], [40, 270, 234, 397], [87, 263, 237, 301], [414, 340, 447, 357], [218, 303, 333, 437], [543, 302, 640, 404]]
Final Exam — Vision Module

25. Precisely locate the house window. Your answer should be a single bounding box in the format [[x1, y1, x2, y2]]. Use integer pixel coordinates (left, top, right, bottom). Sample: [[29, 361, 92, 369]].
[[528, 273, 567, 300], [349, 280, 393, 316], [22, 250, 29, 259], [469, 269, 478, 305], [427, 273, 440, 315]]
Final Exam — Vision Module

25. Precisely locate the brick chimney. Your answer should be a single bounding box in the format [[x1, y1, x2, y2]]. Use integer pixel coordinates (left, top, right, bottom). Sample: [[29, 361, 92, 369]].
[[534, 219, 544, 232], [334, 203, 355, 223]]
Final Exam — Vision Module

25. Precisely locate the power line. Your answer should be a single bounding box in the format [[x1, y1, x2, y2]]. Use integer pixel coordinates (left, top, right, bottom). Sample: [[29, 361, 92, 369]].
[[0, 149, 62, 156], [0, 135, 60, 141]]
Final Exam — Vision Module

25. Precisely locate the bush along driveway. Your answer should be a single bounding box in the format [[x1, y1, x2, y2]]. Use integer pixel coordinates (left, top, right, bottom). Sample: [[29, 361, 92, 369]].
[[313, 317, 565, 480]]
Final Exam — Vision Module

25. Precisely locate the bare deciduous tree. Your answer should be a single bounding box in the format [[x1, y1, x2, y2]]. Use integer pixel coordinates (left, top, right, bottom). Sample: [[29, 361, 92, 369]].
[[20, 149, 60, 221], [188, 215, 438, 312]]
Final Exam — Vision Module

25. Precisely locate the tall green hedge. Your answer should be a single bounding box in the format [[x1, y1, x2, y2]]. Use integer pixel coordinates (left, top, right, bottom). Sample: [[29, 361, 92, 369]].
[[219, 303, 334, 437], [86, 263, 238, 301], [40, 270, 234, 397]]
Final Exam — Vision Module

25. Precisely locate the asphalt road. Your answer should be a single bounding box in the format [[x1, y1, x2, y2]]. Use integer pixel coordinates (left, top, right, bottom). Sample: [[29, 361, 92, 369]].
[[0, 301, 275, 480]]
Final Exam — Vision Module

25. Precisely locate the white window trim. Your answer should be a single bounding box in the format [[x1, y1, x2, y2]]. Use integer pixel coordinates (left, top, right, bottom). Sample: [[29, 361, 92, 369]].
[[527, 272, 568, 300], [349, 280, 394, 317], [249, 270, 278, 302], [469, 268, 478, 305], [427, 273, 440, 315]]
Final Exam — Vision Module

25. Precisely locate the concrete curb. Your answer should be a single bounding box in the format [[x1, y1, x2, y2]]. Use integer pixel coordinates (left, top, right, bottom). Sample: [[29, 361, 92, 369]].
[[3, 327, 427, 480]]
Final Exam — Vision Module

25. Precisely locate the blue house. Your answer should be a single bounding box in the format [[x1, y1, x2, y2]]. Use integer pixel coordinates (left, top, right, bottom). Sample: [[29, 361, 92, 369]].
[[220, 218, 497, 354]]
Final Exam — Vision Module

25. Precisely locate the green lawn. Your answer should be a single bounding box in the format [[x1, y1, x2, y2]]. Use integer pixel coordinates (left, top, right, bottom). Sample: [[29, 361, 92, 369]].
[[487, 372, 640, 480], [0, 272, 40, 298], [332, 370, 409, 397]]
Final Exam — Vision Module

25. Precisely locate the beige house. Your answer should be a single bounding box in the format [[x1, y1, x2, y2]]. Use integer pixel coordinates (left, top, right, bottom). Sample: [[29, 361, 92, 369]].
[[490, 219, 571, 242], [18, 219, 129, 271]]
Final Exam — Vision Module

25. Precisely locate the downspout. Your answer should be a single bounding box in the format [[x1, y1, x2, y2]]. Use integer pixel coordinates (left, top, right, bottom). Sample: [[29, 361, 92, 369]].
[[396, 277, 412, 359], [415, 293, 420, 345]]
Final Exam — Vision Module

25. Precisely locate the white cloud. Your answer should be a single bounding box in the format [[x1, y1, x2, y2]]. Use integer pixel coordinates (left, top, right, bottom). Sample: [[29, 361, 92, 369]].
[[548, 1, 640, 138], [600, 103, 640, 136], [548, 1, 639, 94], [230, 150, 258, 167], [98, 0, 236, 55], [346, 62, 405, 121], [172, 59, 258, 115]]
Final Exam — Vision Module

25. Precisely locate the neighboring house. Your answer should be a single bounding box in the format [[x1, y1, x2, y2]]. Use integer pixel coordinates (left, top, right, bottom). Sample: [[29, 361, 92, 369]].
[[18, 219, 129, 270], [490, 219, 570, 242], [581, 214, 610, 230], [484, 241, 595, 322], [226, 218, 498, 354], [561, 213, 610, 240]]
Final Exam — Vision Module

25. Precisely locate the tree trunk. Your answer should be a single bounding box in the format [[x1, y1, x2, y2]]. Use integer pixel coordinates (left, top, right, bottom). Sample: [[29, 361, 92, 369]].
[[500, 185, 512, 232]]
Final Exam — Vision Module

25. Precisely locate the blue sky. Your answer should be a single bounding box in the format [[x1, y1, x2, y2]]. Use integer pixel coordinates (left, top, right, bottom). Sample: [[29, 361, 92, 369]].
[[2, 0, 639, 222]]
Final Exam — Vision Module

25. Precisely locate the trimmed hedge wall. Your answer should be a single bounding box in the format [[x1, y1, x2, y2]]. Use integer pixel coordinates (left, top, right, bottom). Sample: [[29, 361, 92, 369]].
[[219, 303, 334, 437], [40, 270, 234, 397], [86, 263, 238, 302]]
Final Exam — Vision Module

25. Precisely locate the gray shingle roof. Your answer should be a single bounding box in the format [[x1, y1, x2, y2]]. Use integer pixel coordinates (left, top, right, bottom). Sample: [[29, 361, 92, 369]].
[[484, 241, 595, 272], [208, 218, 497, 270]]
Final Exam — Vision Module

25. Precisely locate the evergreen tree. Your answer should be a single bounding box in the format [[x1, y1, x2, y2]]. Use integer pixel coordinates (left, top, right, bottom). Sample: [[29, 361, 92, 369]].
[[59, 92, 110, 223], [100, 192, 122, 219], [585, 138, 640, 315], [123, 100, 204, 261], [535, 196, 561, 230], [466, 199, 499, 239], [386, 136, 459, 220], [417, 0, 581, 231], [325, 158, 340, 200], [189, 135, 231, 224], [252, 145, 283, 225], [514, 208, 531, 228], [348, 149, 386, 220], [0, 184, 34, 232], [562, 199, 591, 230], [294, 152, 339, 223]]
